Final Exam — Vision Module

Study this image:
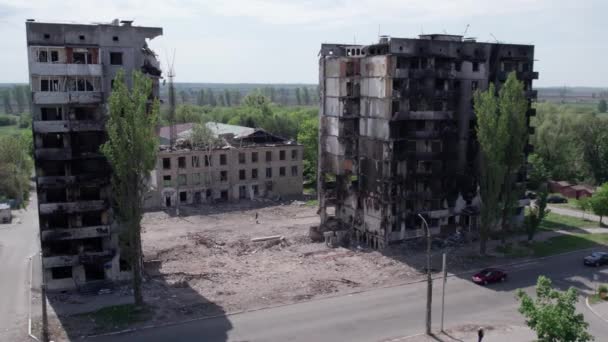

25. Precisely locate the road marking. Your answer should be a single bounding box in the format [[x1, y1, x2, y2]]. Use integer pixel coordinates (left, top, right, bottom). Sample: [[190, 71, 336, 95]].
[[380, 332, 425, 342], [27, 252, 40, 342]]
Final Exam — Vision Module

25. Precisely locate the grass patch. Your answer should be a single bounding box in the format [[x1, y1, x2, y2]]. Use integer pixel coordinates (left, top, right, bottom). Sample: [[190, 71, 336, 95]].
[[539, 212, 597, 231], [495, 243, 532, 258], [530, 233, 608, 257], [588, 294, 607, 305], [78, 304, 154, 331], [306, 199, 318, 207], [0, 124, 27, 136]]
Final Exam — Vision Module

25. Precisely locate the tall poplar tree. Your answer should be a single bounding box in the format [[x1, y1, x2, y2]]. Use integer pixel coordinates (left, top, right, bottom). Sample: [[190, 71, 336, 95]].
[[101, 70, 159, 306]]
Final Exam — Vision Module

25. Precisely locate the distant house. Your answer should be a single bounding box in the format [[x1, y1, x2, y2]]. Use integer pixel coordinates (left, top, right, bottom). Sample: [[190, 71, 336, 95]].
[[548, 180, 572, 193], [569, 185, 595, 199], [0, 203, 11, 224]]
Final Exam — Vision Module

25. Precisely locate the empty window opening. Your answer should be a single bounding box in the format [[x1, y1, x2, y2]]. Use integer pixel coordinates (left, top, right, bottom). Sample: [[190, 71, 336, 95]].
[[220, 154, 227, 165], [204, 155, 211, 167], [119, 258, 131, 271], [113, 36, 119, 42], [110, 52, 123, 65], [163, 175, 172, 187], [192, 155, 200, 168], [472, 62, 480, 72], [291, 150, 298, 160], [80, 187, 100, 201], [44, 33, 50, 39], [266, 151, 272, 162], [472, 81, 479, 91], [45, 188, 66, 203], [239, 152, 246, 164], [82, 212, 102, 226], [41, 133, 64, 148], [239, 186, 247, 199], [220, 190, 228, 201], [266, 167, 272, 178], [84, 264, 105, 281], [52, 266, 72, 279], [252, 185, 259, 196], [192, 173, 201, 185], [178, 174, 187, 186], [79, 35, 85, 40], [45, 214, 68, 229], [251, 169, 258, 179], [291, 166, 298, 176], [279, 167, 286, 176], [239, 169, 246, 180], [251, 152, 258, 163], [41, 107, 62, 121], [220, 171, 228, 181], [178, 157, 186, 168], [179, 191, 187, 203], [279, 150, 286, 160], [163, 158, 171, 169]]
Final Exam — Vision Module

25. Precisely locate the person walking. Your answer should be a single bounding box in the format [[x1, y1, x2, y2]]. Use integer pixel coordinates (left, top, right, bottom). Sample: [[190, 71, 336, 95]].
[[478, 327, 484, 342]]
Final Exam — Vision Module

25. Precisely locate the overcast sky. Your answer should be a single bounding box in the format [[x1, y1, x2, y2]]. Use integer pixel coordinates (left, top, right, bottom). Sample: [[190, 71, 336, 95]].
[[1, 0, 606, 87]]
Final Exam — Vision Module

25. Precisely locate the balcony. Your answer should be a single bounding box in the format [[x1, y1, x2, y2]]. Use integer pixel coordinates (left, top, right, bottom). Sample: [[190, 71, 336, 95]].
[[395, 111, 454, 121], [498, 71, 539, 81], [30, 63, 103, 77], [39, 200, 107, 215], [35, 148, 71, 160], [37, 174, 109, 187], [43, 250, 114, 268], [41, 225, 111, 241], [33, 120, 105, 133], [33, 91, 103, 105]]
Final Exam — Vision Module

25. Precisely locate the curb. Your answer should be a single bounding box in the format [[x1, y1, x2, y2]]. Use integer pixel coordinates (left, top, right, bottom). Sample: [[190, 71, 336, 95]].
[[85, 246, 600, 339], [28, 253, 40, 341], [586, 296, 608, 324]]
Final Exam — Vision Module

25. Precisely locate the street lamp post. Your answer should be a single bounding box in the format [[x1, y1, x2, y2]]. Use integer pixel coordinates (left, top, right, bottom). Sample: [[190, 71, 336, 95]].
[[418, 213, 432, 335]]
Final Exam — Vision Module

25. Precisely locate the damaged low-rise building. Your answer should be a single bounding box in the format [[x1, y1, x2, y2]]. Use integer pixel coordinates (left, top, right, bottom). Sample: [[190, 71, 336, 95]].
[[318, 34, 537, 248], [26, 19, 162, 290], [155, 122, 304, 206]]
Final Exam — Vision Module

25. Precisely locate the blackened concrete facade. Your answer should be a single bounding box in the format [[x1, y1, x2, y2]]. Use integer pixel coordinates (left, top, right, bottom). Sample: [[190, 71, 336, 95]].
[[26, 20, 162, 290], [318, 34, 537, 248]]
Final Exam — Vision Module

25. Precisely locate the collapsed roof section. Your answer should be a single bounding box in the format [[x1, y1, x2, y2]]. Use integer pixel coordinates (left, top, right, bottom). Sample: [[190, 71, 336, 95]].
[[158, 122, 299, 151]]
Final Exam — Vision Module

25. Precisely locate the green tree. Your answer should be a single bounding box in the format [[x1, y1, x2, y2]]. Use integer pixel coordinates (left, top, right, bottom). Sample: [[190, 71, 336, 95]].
[[577, 196, 592, 220], [525, 186, 549, 241], [517, 276, 593, 342], [179, 90, 189, 104], [2, 90, 13, 114], [269, 87, 276, 103], [197, 89, 206, 106], [231, 89, 242, 105], [242, 91, 272, 116], [475, 82, 509, 254], [217, 93, 226, 106], [577, 116, 608, 184], [190, 123, 220, 148], [295, 88, 302, 105], [101, 70, 159, 306], [297, 118, 318, 183], [497, 72, 529, 239], [13, 85, 26, 114], [207, 89, 217, 107], [0, 133, 33, 207], [303, 87, 311, 105], [590, 182, 608, 225], [528, 154, 550, 191], [224, 89, 232, 106], [598, 99, 607, 113]]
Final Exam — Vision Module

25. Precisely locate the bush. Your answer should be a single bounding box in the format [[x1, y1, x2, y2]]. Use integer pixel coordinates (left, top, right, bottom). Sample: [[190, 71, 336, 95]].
[[0, 115, 17, 126], [599, 284, 608, 295]]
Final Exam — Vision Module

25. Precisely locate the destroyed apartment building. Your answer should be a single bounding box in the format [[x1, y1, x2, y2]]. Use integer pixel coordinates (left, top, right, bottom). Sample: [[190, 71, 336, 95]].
[[318, 34, 537, 248], [155, 122, 304, 206], [27, 19, 163, 290]]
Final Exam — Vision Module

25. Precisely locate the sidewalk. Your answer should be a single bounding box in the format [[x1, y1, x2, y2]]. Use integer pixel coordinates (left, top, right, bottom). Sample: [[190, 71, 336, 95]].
[[386, 324, 535, 342], [589, 300, 608, 322], [548, 205, 603, 224]]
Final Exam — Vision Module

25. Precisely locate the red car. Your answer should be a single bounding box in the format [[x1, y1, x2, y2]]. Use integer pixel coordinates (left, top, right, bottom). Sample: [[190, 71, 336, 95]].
[[472, 268, 507, 285]]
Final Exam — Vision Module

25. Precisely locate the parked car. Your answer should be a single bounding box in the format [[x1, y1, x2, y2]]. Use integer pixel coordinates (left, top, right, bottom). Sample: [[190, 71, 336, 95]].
[[472, 268, 507, 285], [547, 195, 568, 203], [583, 252, 608, 267]]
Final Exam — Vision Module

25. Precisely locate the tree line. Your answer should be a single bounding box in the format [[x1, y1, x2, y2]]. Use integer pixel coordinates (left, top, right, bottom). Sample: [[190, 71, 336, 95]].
[[167, 86, 319, 107], [1, 85, 30, 115]]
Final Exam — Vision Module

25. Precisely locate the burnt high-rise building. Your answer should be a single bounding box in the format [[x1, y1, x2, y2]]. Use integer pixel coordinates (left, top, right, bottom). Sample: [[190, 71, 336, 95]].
[[318, 34, 537, 248], [26, 19, 162, 290]]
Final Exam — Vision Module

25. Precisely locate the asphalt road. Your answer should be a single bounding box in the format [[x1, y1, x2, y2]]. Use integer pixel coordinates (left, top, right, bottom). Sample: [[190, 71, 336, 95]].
[[89, 248, 608, 342], [0, 192, 41, 341]]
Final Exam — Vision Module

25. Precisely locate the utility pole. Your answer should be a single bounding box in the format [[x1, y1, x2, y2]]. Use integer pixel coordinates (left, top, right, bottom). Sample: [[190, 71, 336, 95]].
[[441, 253, 447, 332], [418, 213, 432, 335]]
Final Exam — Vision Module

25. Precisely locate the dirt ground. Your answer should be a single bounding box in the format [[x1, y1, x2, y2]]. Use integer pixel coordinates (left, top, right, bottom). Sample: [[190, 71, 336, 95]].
[[138, 199, 494, 314], [44, 199, 511, 339]]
